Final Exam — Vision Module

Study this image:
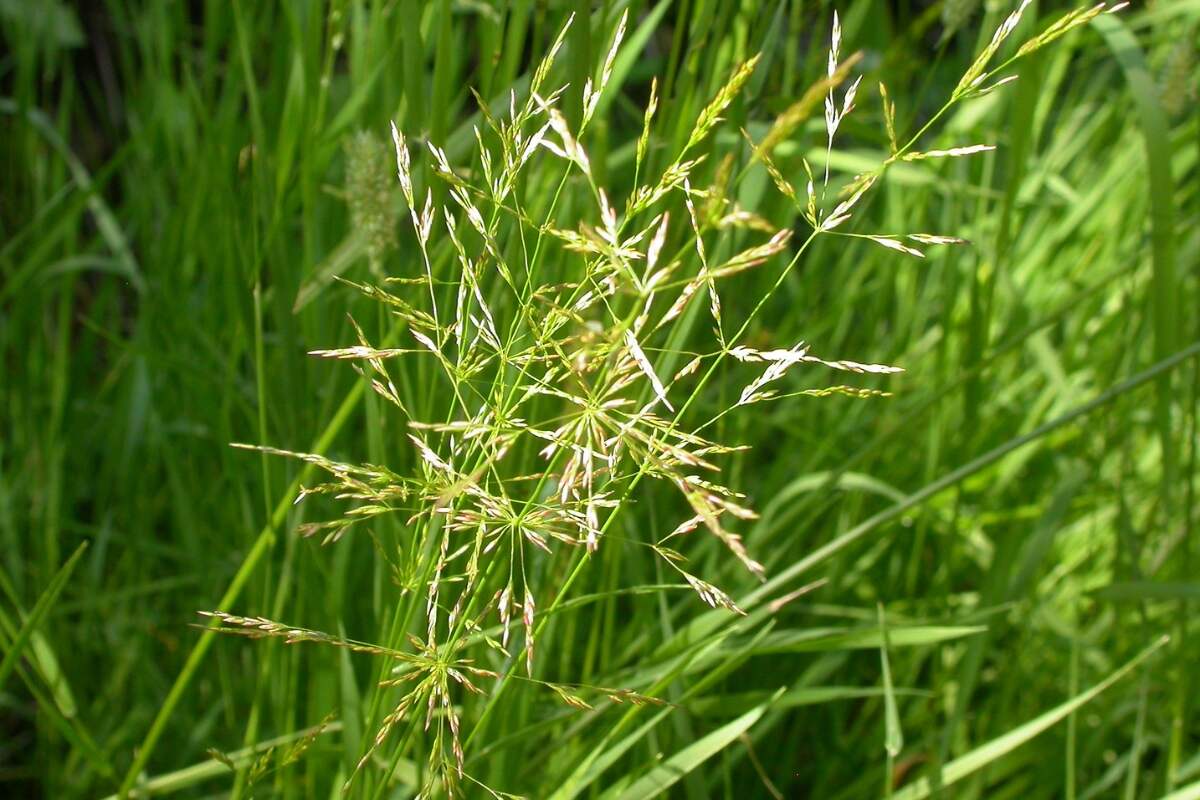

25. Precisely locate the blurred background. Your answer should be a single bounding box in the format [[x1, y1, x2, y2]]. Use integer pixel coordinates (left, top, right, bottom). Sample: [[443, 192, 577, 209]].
[[1, 0, 1197, 797]]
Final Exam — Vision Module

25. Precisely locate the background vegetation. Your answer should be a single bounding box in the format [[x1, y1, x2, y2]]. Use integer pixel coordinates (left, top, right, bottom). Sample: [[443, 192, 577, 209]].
[[2, 0, 1197, 797]]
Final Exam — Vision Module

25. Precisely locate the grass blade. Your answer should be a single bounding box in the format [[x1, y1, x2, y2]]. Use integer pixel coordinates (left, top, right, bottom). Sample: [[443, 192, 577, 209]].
[[746, 625, 986, 654], [611, 689, 782, 800], [879, 604, 903, 797], [1093, 14, 1179, 511], [0, 541, 87, 693], [892, 636, 1169, 800], [1162, 780, 1200, 800], [744, 341, 1200, 608], [1094, 583, 1200, 602]]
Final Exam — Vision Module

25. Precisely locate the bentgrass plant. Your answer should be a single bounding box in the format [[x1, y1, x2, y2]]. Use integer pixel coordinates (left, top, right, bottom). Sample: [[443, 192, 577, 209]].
[[2, 1, 1197, 798], [198, 5, 1137, 797]]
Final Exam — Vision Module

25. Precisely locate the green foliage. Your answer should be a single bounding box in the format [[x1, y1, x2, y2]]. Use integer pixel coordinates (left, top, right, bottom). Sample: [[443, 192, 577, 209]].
[[1, 1, 1197, 798]]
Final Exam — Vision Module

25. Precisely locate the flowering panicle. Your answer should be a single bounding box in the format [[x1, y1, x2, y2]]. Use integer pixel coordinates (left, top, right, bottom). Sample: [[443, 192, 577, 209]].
[[208, 4, 1112, 795]]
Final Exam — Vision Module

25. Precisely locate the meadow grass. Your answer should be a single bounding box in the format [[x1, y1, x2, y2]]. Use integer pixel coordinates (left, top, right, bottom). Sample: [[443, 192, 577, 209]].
[[1, 1, 1197, 798]]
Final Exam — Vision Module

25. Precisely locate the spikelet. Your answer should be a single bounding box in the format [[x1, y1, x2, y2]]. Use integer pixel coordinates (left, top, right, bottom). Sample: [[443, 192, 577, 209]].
[[684, 54, 762, 154], [581, 11, 628, 127], [758, 53, 862, 158], [879, 82, 898, 155], [636, 78, 659, 174], [955, 0, 1035, 98]]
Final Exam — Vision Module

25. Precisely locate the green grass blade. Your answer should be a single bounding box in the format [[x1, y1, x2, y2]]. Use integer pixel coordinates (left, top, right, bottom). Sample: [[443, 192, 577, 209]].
[[0, 541, 87, 693], [1161, 779, 1200, 800], [592, 0, 672, 122], [611, 689, 782, 800], [1094, 583, 1200, 602], [744, 341, 1200, 608], [879, 606, 904, 763], [1125, 673, 1150, 800], [687, 685, 928, 717], [0, 99, 143, 300], [892, 636, 1169, 800], [1093, 14, 1179, 511], [98, 722, 353, 800], [115, 360, 383, 796], [746, 625, 986, 654], [549, 627, 770, 800]]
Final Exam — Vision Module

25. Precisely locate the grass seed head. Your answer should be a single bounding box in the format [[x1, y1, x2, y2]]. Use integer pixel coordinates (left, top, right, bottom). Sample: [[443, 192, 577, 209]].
[[344, 130, 398, 274]]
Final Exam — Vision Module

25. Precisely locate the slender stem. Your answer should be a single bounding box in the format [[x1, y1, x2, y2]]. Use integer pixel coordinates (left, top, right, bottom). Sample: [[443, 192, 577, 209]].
[[117, 326, 405, 797]]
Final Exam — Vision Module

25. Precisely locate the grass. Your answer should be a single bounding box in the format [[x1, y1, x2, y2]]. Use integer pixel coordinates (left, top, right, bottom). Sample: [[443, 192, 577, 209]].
[[1, 1, 1197, 798]]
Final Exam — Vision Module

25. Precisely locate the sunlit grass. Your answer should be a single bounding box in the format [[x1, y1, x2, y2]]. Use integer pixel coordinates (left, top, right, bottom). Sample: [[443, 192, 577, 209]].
[[1, 1, 1196, 798]]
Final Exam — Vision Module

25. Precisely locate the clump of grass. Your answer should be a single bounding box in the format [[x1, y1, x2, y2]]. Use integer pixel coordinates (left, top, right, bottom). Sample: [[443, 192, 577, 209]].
[[203, 3, 1134, 797]]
